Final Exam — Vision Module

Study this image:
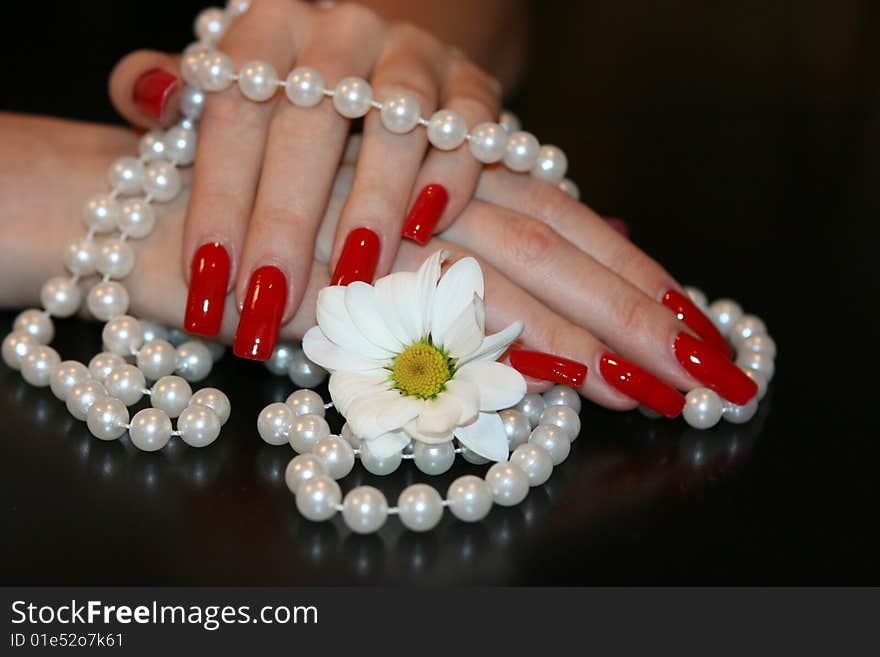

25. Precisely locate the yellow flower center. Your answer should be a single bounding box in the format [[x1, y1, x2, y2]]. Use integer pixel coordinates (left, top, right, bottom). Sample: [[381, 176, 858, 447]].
[[391, 341, 453, 399]]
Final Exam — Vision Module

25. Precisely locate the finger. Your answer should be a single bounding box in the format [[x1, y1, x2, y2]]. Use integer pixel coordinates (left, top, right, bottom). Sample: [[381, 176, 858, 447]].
[[109, 50, 183, 128]]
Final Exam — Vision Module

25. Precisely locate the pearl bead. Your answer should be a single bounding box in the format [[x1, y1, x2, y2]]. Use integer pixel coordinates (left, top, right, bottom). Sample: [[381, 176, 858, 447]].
[[190, 387, 231, 425], [287, 349, 328, 388], [468, 122, 507, 163], [116, 199, 155, 239], [264, 342, 299, 376], [558, 178, 580, 200], [741, 368, 768, 401], [83, 193, 120, 233], [736, 351, 775, 381], [516, 392, 547, 429], [682, 388, 724, 429], [181, 42, 211, 86], [180, 86, 206, 119], [21, 345, 60, 388], [427, 109, 467, 150], [166, 328, 190, 348], [285, 67, 325, 107], [64, 238, 98, 276], [531, 145, 568, 184], [139, 130, 167, 161], [129, 408, 173, 452], [163, 125, 197, 166], [40, 276, 81, 318], [285, 388, 325, 417], [140, 321, 168, 344], [741, 334, 776, 360], [312, 435, 355, 479], [2, 332, 33, 369], [397, 484, 444, 532], [503, 131, 540, 172], [528, 424, 571, 465], [707, 298, 743, 336], [197, 51, 235, 92], [359, 440, 402, 475], [340, 423, 361, 449], [723, 397, 759, 424], [499, 408, 531, 450], [206, 342, 226, 362], [86, 281, 129, 321], [333, 77, 373, 118], [485, 462, 529, 506], [104, 364, 146, 406], [88, 352, 125, 382], [447, 475, 493, 522], [538, 405, 581, 442], [14, 309, 54, 344], [290, 413, 331, 453], [95, 239, 135, 279], [498, 109, 521, 133], [86, 397, 129, 441], [175, 340, 213, 382], [143, 161, 181, 202], [66, 381, 107, 421], [108, 156, 144, 195], [459, 444, 490, 465], [684, 286, 708, 309], [342, 486, 388, 534], [729, 315, 766, 348], [379, 92, 421, 134], [412, 440, 455, 475], [177, 403, 222, 447], [542, 384, 582, 413], [285, 454, 326, 495], [257, 402, 294, 445], [296, 475, 341, 522], [136, 339, 177, 380], [226, 0, 251, 16], [102, 315, 143, 356], [194, 7, 227, 42], [510, 443, 553, 486], [50, 360, 90, 401], [237, 60, 278, 102], [150, 375, 193, 418]]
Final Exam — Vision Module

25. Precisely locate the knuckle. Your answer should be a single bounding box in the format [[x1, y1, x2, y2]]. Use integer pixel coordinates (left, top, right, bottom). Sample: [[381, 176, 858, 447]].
[[201, 93, 264, 132], [447, 95, 496, 123], [328, 3, 385, 37], [505, 216, 559, 268], [612, 293, 652, 337]]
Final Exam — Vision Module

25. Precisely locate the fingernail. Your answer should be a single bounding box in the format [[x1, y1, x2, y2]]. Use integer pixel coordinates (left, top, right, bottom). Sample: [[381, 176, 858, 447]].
[[184, 242, 231, 336], [401, 184, 448, 245], [603, 217, 630, 239], [599, 352, 685, 418], [233, 266, 287, 361], [662, 289, 733, 358], [133, 68, 179, 121], [331, 227, 380, 286], [508, 349, 588, 386], [673, 332, 757, 405]]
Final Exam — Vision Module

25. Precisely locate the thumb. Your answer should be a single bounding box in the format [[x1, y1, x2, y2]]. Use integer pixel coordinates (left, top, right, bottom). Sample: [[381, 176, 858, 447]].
[[109, 49, 184, 128]]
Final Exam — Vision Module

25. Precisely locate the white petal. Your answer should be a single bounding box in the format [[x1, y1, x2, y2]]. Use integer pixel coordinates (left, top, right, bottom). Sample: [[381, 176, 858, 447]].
[[344, 282, 404, 353], [430, 257, 484, 347], [453, 411, 510, 462], [365, 430, 411, 460], [457, 361, 527, 411], [403, 419, 454, 445], [302, 326, 384, 372], [416, 249, 446, 334], [376, 393, 425, 432], [317, 286, 393, 361], [347, 389, 401, 441], [442, 295, 486, 358], [328, 369, 390, 416], [457, 320, 523, 367], [375, 272, 422, 344], [445, 378, 480, 425], [417, 392, 462, 436]]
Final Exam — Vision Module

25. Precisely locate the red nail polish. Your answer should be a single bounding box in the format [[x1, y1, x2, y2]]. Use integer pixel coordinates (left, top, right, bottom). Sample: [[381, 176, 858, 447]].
[[599, 352, 685, 418], [185, 243, 231, 336], [233, 266, 287, 361], [673, 332, 757, 405], [662, 289, 733, 358], [508, 349, 588, 386], [133, 68, 179, 121], [332, 227, 380, 286], [401, 184, 448, 245]]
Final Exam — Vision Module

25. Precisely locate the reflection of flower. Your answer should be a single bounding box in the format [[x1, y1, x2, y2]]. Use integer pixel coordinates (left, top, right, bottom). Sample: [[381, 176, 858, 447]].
[[303, 250, 526, 462]]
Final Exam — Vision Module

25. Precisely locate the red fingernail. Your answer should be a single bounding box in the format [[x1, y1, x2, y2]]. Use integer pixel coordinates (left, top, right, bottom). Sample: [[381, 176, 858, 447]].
[[599, 352, 685, 418], [662, 289, 733, 358], [401, 184, 448, 245], [332, 227, 380, 286], [508, 349, 588, 386], [133, 68, 179, 121], [233, 266, 287, 361], [673, 332, 757, 405], [185, 242, 231, 336]]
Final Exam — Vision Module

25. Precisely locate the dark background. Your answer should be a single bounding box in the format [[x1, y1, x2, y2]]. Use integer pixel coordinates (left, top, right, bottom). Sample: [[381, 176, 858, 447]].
[[1, 0, 877, 584]]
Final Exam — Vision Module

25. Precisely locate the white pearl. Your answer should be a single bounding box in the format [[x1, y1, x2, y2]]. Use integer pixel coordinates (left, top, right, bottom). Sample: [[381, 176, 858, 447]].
[[285, 67, 324, 107], [257, 402, 294, 445], [333, 77, 373, 118], [736, 351, 775, 381], [50, 360, 90, 401], [136, 339, 177, 380], [531, 145, 568, 184], [167, 328, 190, 347], [175, 340, 213, 382], [238, 60, 278, 102], [503, 131, 540, 172], [468, 122, 507, 163], [558, 178, 580, 200], [412, 440, 455, 475], [296, 475, 341, 522], [205, 341, 226, 362], [66, 381, 107, 421], [528, 424, 571, 465], [741, 368, 768, 401], [398, 484, 444, 532], [105, 363, 146, 406], [427, 109, 467, 150], [140, 321, 168, 344], [88, 352, 125, 382], [285, 454, 326, 495], [499, 408, 531, 450], [359, 440, 402, 475], [729, 315, 767, 348], [446, 475, 493, 522], [312, 435, 355, 480], [538, 405, 581, 442], [96, 239, 135, 279], [180, 86, 206, 119], [197, 51, 235, 92], [510, 443, 553, 486], [86, 281, 129, 321], [741, 334, 776, 360], [515, 392, 547, 428], [21, 345, 60, 388], [287, 349, 327, 388], [684, 286, 708, 309], [226, 0, 251, 16], [2, 332, 33, 369], [102, 315, 143, 355], [459, 444, 490, 465], [14, 309, 54, 344], [129, 407, 172, 452], [707, 298, 743, 336], [64, 238, 98, 276], [163, 125, 197, 166], [498, 109, 521, 133], [542, 384, 582, 413], [289, 414, 331, 453], [143, 161, 181, 202], [339, 423, 361, 449], [83, 193, 120, 233], [86, 397, 129, 441], [379, 92, 421, 134], [485, 462, 529, 506], [138, 129, 167, 161], [150, 375, 193, 418], [682, 388, 724, 429], [342, 486, 388, 534], [264, 342, 299, 376], [108, 156, 145, 195], [177, 403, 222, 447], [285, 388, 325, 417], [190, 387, 231, 425], [181, 42, 211, 86], [194, 7, 227, 43], [722, 397, 759, 424], [41, 276, 81, 317]]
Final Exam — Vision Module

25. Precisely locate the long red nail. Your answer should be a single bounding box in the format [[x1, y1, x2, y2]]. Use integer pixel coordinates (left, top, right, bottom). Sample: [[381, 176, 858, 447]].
[[233, 266, 287, 361], [332, 227, 380, 286], [401, 184, 448, 245], [662, 289, 733, 358], [599, 352, 685, 418], [673, 332, 757, 405], [185, 243, 231, 336], [508, 349, 588, 386], [133, 68, 179, 121]]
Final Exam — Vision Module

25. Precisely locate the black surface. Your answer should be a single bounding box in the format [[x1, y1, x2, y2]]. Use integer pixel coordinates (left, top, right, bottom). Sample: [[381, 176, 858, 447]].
[[2, 1, 878, 584]]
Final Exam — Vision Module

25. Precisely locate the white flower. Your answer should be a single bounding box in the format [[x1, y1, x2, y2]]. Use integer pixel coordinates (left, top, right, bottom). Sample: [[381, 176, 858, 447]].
[[303, 250, 526, 462]]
